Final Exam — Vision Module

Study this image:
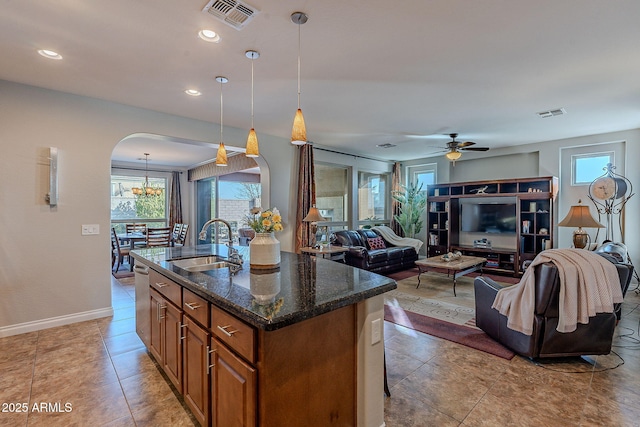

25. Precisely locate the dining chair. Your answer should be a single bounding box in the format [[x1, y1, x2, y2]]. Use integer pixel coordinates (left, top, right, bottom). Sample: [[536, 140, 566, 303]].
[[145, 227, 172, 248], [172, 223, 183, 244], [175, 224, 189, 247], [111, 227, 132, 272]]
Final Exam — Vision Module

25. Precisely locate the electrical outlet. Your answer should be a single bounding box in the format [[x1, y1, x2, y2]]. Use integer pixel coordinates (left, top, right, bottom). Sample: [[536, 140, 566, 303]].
[[81, 224, 100, 235], [371, 318, 381, 344]]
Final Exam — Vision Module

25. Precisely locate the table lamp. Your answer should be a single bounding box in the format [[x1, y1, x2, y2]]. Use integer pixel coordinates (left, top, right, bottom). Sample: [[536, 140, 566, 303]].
[[303, 205, 326, 247], [558, 200, 604, 249]]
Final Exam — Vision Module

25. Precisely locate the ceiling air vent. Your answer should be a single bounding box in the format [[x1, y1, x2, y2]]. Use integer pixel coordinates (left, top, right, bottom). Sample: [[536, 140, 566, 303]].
[[202, 0, 259, 30], [537, 108, 566, 118]]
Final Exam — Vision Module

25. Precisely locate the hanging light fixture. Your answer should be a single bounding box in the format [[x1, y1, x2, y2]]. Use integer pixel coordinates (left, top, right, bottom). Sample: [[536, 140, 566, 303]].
[[290, 11, 308, 145], [132, 153, 162, 196], [245, 50, 260, 157], [215, 76, 228, 166]]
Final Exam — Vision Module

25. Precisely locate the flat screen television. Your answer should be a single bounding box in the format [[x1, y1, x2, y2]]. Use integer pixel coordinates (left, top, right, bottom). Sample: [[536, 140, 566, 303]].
[[460, 201, 517, 234]]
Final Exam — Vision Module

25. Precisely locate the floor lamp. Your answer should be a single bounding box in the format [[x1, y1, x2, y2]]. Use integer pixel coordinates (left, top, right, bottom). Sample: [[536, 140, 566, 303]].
[[558, 200, 604, 249]]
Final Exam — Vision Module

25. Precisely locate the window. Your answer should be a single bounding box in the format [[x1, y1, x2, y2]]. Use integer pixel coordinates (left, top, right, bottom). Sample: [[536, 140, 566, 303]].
[[358, 171, 389, 227], [409, 164, 437, 192], [572, 152, 614, 185], [315, 164, 349, 237], [110, 174, 167, 233]]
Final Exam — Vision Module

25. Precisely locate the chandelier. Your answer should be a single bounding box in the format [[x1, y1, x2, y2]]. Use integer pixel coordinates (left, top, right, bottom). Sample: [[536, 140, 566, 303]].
[[132, 153, 162, 196]]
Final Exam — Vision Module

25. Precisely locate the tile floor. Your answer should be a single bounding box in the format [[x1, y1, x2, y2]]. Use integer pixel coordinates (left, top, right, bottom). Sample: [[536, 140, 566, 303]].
[[1, 276, 639, 426]]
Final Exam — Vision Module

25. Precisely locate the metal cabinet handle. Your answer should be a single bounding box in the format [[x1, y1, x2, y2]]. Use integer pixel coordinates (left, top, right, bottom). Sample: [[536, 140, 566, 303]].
[[206, 346, 217, 374], [180, 323, 187, 340], [217, 324, 238, 337], [155, 282, 168, 288], [159, 303, 166, 320], [184, 302, 201, 310]]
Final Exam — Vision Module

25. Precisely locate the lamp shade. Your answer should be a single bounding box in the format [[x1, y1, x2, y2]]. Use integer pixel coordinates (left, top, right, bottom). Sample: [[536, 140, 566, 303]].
[[445, 150, 462, 161], [303, 206, 326, 222], [215, 142, 228, 166], [558, 204, 603, 228], [246, 128, 259, 157], [291, 109, 307, 145]]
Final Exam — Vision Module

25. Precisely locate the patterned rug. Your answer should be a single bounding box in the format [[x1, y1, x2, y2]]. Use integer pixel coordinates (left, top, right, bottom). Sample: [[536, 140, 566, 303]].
[[384, 272, 516, 359]]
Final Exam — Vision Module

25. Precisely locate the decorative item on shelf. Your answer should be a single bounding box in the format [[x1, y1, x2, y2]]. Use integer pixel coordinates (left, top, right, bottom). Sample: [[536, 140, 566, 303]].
[[558, 199, 604, 249], [215, 76, 228, 166], [529, 202, 536, 212], [290, 12, 309, 145], [539, 228, 549, 235], [132, 153, 163, 196], [522, 220, 531, 234], [245, 207, 283, 269], [473, 238, 491, 248], [302, 205, 327, 247], [244, 50, 260, 157], [441, 251, 462, 262], [587, 163, 634, 242]]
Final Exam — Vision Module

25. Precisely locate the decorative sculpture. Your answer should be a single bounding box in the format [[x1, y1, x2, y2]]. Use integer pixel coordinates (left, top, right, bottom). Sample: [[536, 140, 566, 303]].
[[587, 163, 634, 242]]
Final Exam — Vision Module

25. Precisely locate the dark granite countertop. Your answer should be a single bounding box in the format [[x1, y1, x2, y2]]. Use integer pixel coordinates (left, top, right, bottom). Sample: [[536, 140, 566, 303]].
[[130, 244, 396, 331]]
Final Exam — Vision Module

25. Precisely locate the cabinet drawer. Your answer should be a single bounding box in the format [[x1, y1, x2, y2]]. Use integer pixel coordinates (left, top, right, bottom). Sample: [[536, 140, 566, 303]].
[[210, 305, 256, 364], [149, 270, 182, 307], [182, 288, 209, 327]]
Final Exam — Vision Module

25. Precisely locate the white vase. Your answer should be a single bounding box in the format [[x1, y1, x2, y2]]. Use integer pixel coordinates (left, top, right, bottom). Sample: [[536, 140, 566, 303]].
[[250, 271, 281, 305], [249, 232, 281, 269]]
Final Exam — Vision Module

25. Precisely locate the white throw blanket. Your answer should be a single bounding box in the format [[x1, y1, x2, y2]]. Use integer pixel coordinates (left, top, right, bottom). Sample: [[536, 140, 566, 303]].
[[372, 226, 423, 252], [491, 249, 623, 335]]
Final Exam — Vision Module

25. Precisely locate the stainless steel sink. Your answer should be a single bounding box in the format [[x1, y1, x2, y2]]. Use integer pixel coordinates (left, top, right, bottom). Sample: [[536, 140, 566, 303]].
[[169, 256, 241, 274]]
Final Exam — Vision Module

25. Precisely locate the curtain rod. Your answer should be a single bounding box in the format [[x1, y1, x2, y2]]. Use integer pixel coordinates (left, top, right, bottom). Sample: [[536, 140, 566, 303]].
[[311, 146, 395, 164]]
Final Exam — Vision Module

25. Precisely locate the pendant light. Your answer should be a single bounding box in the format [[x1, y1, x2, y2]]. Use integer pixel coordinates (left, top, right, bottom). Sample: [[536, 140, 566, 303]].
[[215, 76, 228, 166], [132, 153, 162, 196], [291, 11, 308, 145], [245, 50, 260, 157]]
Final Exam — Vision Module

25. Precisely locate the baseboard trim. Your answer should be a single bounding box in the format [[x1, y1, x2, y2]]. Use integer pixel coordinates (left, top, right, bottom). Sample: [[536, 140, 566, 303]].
[[0, 307, 114, 338]]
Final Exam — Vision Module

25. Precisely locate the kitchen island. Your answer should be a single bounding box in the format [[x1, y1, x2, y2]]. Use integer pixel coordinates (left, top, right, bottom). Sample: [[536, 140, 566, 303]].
[[131, 244, 395, 427]]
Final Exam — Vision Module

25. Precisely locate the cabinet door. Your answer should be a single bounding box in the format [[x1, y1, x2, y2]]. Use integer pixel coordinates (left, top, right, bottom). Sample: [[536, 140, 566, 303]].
[[149, 288, 164, 363], [211, 338, 256, 427], [163, 301, 183, 393], [183, 317, 210, 427]]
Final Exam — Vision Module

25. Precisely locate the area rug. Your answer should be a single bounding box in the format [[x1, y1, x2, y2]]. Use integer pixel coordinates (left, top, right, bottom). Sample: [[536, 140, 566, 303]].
[[112, 270, 134, 280], [384, 273, 516, 359]]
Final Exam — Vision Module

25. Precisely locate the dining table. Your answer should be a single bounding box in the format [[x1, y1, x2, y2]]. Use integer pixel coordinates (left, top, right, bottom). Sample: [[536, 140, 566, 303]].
[[117, 232, 147, 250]]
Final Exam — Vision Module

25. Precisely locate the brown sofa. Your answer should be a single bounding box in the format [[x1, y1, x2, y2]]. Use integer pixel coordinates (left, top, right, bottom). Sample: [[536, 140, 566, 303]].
[[333, 229, 417, 274], [474, 254, 634, 359]]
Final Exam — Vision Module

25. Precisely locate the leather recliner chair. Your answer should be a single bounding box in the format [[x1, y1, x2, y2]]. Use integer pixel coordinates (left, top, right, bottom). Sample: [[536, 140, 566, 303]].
[[474, 255, 634, 358], [333, 229, 417, 274]]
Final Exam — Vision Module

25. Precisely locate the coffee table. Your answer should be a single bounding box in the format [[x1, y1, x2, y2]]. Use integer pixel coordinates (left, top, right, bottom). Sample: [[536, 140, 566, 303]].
[[415, 255, 487, 296]]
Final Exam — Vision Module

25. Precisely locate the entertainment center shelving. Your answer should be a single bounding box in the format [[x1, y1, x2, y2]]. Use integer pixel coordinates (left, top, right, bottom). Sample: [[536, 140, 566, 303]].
[[426, 176, 558, 276]]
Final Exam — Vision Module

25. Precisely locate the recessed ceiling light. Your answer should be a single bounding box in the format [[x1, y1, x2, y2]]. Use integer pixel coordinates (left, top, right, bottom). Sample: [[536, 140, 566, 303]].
[[198, 29, 221, 43], [185, 89, 202, 96], [37, 49, 62, 60]]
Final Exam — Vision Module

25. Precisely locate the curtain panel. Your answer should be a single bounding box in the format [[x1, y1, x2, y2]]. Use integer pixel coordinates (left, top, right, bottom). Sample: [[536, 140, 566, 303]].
[[390, 161, 403, 236], [169, 171, 183, 228], [295, 144, 316, 252]]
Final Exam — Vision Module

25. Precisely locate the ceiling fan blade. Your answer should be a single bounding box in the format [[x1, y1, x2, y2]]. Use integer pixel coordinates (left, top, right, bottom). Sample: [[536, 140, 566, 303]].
[[461, 147, 490, 152], [457, 141, 476, 148]]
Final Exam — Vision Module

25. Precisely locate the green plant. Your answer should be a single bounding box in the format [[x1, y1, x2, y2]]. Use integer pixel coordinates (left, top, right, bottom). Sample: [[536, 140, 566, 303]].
[[392, 181, 427, 238]]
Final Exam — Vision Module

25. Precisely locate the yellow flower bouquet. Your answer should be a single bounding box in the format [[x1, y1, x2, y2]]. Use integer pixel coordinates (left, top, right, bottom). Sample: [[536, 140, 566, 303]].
[[246, 207, 283, 233]]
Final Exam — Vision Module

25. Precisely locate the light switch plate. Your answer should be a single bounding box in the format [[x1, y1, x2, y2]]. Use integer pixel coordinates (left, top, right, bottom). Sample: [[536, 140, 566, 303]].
[[81, 224, 100, 235]]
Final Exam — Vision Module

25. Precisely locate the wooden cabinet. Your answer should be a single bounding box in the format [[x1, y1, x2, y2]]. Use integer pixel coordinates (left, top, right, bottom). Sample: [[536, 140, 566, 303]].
[[149, 287, 183, 392], [183, 316, 210, 427], [211, 337, 257, 427], [428, 176, 557, 276]]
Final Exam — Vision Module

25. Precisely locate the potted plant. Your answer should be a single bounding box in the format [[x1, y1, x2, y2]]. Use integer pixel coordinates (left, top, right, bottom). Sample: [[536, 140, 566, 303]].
[[392, 181, 427, 238]]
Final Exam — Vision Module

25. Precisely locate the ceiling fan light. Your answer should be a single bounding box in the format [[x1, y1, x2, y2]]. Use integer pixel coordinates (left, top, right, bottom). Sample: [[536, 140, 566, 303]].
[[291, 108, 307, 145], [445, 150, 462, 161], [245, 128, 259, 157], [215, 142, 228, 166]]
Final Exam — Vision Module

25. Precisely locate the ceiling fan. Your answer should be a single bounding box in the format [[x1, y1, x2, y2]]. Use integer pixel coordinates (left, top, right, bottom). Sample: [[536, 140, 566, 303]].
[[443, 133, 490, 162]]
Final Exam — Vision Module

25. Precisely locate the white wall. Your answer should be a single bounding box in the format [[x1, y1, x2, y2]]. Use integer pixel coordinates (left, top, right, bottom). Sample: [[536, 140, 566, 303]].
[[0, 80, 294, 335]]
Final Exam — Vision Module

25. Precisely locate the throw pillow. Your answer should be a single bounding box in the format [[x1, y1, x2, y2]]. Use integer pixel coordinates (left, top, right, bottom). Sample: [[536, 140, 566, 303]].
[[367, 236, 386, 250]]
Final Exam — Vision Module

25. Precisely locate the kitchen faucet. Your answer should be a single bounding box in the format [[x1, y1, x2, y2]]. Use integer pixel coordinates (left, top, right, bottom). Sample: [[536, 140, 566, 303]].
[[198, 218, 243, 264]]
